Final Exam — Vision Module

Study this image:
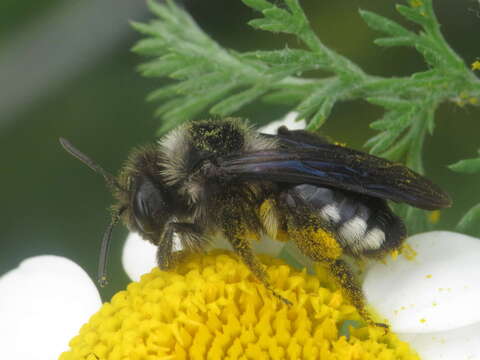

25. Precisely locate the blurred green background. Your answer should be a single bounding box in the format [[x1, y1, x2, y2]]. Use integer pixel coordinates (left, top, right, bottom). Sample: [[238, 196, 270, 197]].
[[1, 0, 479, 300]]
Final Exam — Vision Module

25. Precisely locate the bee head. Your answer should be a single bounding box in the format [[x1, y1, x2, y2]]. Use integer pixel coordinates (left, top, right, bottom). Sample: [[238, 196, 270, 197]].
[[129, 174, 172, 236], [59, 138, 173, 287]]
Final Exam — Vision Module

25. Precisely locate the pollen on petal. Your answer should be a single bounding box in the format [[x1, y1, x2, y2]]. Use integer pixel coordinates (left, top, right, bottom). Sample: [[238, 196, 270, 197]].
[[60, 251, 418, 360]]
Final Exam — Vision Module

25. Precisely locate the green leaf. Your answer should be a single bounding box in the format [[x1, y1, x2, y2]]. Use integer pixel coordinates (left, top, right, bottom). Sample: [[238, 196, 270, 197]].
[[457, 204, 480, 236], [307, 96, 335, 130], [369, 111, 413, 132], [406, 121, 426, 174], [261, 86, 313, 105], [137, 55, 190, 78], [163, 85, 234, 121], [425, 106, 436, 134], [404, 207, 429, 234], [374, 36, 414, 47], [169, 63, 213, 80], [296, 79, 341, 123], [211, 87, 267, 116], [146, 83, 183, 102], [153, 98, 185, 118], [366, 131, 401, 155], [381, 132, 413, 161], [130, 21, 159, 37], [367, 96, 413, 109], [359, 9, 410, 36], [241, 0, 273, 12], [414, 41, 445, 68], [449, 156, 480, 174], [132, 38, 166, 56], [243, 49, 324, 68], [396, 4, 429, 27]]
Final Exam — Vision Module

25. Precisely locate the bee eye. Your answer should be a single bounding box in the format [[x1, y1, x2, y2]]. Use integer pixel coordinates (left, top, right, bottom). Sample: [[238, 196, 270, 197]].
[[132, 177, 169, 234]]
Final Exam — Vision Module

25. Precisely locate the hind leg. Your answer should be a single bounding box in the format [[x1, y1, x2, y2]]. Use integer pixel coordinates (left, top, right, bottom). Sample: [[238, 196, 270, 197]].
[[289, 221, 386, 327], [328, 259, 387, 328]]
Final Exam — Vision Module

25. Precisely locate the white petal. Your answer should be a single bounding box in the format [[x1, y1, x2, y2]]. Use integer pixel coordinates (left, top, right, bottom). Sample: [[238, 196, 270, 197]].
[[210, 234, 285, 257], [259, 111, 306, 134], [122, 232, 158, 281], [0, 256, 101, 360], [400, 322, 480, 360], [252, 235, 285, 257], [363, 231, 480, 333]]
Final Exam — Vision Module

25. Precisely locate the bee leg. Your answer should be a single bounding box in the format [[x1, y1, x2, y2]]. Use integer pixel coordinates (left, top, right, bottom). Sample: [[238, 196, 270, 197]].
[[156, 224, 175, 270], [228, 236, 292, 305], [156, 222, 205, 270], [328, 259, 388, 329]]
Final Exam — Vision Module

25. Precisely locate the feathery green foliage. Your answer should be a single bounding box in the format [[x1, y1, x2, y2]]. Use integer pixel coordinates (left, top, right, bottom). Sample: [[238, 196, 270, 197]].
[[449, 150, 480, 236], [132, 0, 480, 234]]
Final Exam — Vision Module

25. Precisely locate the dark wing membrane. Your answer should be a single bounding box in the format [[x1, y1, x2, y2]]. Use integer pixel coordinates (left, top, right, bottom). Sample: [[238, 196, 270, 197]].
[[260, 127, 331, 149], [216, 145, 451, 210]]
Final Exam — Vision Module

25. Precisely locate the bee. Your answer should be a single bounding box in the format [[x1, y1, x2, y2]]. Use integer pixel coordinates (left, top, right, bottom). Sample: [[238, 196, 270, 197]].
[[60, 118, 451, 325]]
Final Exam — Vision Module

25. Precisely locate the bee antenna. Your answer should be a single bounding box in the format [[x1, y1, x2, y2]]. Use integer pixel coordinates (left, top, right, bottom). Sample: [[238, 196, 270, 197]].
[[97, 207, 125, 287], [59, 137, 124, 192]]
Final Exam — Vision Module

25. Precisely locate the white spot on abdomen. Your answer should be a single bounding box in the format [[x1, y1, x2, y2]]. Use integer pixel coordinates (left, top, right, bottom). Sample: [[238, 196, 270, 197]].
[[362, 228, 385, 250], [339, 217, 367, 244], [320, 204, 341, 223]]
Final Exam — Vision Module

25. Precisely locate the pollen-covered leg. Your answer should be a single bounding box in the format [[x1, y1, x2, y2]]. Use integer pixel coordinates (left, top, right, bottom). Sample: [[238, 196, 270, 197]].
[[157, 248, 192, 270], [285, 211, 386, 327], [328, 259, 388, 329], [228, 236, 292, 305], [286, 210, 343, 262], [156, 222, 205, 270]]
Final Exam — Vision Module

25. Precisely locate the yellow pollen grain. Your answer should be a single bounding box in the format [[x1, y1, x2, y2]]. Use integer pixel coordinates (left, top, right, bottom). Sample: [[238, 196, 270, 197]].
[[400, 244, 417, 261], [409, 0, 423, 7], [390, 249, 399, 260], [420, 318, 427, 324], [471, 60, 480, 71], [427, 210, 440, 224], [425, 274, 432, 279], [60, 251, 419, 360]]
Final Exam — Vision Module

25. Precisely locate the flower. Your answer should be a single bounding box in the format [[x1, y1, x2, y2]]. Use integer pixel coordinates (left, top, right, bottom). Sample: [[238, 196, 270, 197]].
[[0, 256, 102, 360], [363, 231, 480, 359], [364, 231, 480, 333], [3, 232, 480, 359], [60, 251, 417, 360], [3, 234, 480, 359]]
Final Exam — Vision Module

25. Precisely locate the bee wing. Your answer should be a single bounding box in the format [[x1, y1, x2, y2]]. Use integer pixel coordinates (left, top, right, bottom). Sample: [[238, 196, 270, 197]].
[[216, 145, 451, 210]]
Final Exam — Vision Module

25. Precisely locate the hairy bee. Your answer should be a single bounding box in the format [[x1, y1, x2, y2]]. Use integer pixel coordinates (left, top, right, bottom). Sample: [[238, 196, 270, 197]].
[[60, 118, 451, 325]]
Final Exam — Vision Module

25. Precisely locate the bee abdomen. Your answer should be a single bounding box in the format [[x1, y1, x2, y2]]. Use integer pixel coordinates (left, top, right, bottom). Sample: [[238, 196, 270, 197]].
[[290, 184, 406, 255]]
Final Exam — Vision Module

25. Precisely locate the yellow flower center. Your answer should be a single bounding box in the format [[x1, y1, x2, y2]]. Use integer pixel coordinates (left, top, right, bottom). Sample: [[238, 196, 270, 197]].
[[60, 251, 419, 360]]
